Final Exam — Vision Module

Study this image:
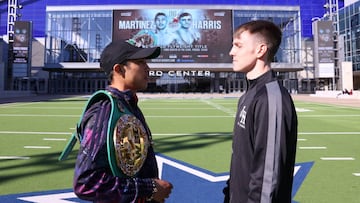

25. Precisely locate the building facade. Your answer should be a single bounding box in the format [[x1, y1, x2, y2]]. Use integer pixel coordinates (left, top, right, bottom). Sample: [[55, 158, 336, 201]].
[[43, 5, 301, 94], [0, 0, 348, 94], [338, 0, 360, 89]]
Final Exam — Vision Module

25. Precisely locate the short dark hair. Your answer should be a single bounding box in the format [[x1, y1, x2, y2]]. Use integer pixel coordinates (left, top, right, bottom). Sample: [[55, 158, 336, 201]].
[[179, 12, 192, 19], [234, 20, 282, 63], [154, 12, 166, 20]]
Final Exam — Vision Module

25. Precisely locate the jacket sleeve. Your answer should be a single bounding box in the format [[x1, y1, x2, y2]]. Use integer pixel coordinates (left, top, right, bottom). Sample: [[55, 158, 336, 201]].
[[249, 87, 289, 203], [246, 95, 270, 202], [248, 85, 296, 203], [73, 99, 154, 202]]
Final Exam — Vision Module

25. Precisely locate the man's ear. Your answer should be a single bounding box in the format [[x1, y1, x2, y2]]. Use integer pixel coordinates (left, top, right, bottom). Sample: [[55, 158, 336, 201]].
[[113, 64, 125, 76], [256, 43, 268, 59]]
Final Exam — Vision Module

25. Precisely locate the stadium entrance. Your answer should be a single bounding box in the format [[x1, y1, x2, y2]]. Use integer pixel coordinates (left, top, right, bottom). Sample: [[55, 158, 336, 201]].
[[41, 5, 301, 94], [45, 70, 248, 94]]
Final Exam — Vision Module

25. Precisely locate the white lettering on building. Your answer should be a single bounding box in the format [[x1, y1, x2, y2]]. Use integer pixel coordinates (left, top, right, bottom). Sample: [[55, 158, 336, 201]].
[[149, 71, 211, 77], [118, 20, 152, 29], [193, 20, 222, 29]]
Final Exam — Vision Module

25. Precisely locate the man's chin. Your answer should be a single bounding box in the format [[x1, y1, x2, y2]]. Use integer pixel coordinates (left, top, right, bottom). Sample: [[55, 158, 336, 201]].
[[232, 67, 243, 72]]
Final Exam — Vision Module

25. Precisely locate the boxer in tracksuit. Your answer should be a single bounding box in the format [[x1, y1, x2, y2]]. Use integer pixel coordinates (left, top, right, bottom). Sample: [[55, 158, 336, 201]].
[[223, 20, 298, 203]]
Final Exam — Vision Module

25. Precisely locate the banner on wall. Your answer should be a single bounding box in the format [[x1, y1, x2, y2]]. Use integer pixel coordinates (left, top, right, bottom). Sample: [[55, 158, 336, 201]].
[[314, 20, 334, 78], [113, 9, 232, 63], [13, 21, 32, 64]]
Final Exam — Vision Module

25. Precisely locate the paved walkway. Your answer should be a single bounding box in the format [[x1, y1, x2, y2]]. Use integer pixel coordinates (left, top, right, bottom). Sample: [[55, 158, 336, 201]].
[[292, 94, 360, 108]]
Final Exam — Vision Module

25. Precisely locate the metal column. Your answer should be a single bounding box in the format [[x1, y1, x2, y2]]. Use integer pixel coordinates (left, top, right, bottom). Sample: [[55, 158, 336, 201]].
[[5, 0, 18, 90]]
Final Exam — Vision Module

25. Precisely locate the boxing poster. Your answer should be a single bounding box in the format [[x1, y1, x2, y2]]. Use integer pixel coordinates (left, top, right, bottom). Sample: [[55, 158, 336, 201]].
[[113, 9, 232, 63]]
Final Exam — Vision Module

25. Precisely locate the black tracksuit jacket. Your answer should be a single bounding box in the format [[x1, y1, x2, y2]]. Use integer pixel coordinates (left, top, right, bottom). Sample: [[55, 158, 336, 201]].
[[225, 70, 298, 203]]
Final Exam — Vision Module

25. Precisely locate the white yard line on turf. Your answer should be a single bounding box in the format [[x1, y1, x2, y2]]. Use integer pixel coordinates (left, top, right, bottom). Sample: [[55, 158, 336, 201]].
[[0, 114, 232, 118], [200, 99, 236, 117], [320, 157, 355, 161], [0, 103, 34, 108], [24, 146, 51, 149], [0, 131, 71, 135], [1, 131, 359, 137], [299, 115, 360, 117], [43, 138, 67, 141], [353, 173, 360, 176], [295, 107, 312, 112], [0, 114, 79, 117], [152, 132, 360, 136], [299, 146, 327, 149], [0, 156, 30, 160], [3, 114, 359, 118], [153, 133, 232, 136], [299, 132, 360, 135], [2, 106, 81, 109], [145, 107, 216, 109], [148, 115, 233, 118]]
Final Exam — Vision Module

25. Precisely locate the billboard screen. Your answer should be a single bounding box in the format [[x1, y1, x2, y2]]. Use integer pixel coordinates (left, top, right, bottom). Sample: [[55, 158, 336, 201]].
[[314, 20, 334, 78], [13, 21, 32, 64], [316, 21, 334, 64], [113, 9, 233, 64]]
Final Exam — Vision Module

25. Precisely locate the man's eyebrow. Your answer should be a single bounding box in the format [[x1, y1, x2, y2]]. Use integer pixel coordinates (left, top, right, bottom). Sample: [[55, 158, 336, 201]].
[[233, 40, 242, 46]]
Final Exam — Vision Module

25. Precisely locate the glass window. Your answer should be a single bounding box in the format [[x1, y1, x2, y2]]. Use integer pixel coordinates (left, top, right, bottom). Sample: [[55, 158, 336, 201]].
[[339, 2, 360, 67], [45, 10, 112, 63], [233, 9, 301, 64]]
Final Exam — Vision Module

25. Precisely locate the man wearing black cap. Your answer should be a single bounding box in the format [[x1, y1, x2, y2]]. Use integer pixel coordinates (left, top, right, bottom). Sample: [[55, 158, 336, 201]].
[[72, 39, 173, 203]]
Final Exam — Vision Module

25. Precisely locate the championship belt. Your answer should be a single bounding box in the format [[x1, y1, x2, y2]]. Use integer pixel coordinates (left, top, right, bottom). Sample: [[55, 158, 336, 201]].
[[59, 90, 150, 178], [106, 92, 150, 178], [110, 114, 150, 177]]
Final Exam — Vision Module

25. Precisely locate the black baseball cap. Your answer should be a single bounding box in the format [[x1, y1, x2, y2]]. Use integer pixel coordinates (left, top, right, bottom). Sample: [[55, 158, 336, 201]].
[[100, 39, 161, 76]]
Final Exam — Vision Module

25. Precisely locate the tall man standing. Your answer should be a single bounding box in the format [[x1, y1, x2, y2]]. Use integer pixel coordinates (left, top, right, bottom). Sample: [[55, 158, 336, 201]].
[[223, 20, 298, 203]]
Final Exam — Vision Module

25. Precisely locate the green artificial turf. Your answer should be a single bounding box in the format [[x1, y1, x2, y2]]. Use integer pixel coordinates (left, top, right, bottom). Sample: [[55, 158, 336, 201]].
[[0, 96, 359, 202]]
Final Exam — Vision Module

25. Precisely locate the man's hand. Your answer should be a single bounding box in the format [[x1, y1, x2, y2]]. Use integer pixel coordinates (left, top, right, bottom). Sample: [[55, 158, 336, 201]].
[[152, 179, 173, 203]]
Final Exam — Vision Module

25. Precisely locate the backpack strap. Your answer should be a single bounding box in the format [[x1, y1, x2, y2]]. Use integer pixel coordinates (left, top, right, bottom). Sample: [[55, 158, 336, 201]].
[[58, 90, 149, 178], [58, 90, 119, 161]]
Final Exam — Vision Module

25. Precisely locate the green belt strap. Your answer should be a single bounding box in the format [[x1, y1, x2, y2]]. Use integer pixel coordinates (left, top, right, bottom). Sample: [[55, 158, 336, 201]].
[[58, 90, 131, 177]]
